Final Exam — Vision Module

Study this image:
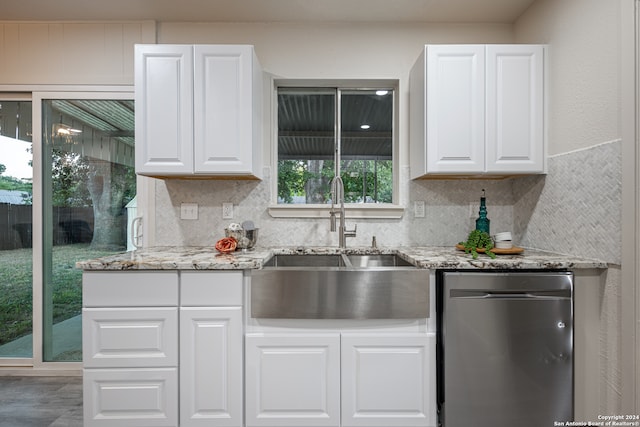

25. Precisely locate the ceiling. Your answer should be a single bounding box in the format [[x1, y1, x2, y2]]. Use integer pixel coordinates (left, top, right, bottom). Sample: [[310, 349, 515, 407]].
[[1, 0, 536, 23]]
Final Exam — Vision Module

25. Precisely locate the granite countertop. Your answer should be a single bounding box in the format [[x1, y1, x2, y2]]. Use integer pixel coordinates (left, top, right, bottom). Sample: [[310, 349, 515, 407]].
[[75, 245, 607, 271]]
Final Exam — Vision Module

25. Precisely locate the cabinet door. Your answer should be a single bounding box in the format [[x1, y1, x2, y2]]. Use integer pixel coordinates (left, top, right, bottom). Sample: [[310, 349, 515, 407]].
[[341, 333, 436, 427], [245, 333, 341, 427], [485, 45, 544, 173], [135, 44, 194, 175], [194, 45, 260, 176], [426, 45, 485, 173], [180, 307, 243, 427], [83, 367, 178, 427]]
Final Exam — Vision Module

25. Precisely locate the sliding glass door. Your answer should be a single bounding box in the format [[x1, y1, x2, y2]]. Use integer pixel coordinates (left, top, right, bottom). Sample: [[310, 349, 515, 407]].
[[40, 95, 136, 362], [0, 91, 135, 366], [0, 97, 33, 361]]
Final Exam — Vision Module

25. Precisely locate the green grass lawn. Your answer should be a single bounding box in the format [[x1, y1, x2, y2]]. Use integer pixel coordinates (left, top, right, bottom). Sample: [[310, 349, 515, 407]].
[[0, 244, 120, 346]]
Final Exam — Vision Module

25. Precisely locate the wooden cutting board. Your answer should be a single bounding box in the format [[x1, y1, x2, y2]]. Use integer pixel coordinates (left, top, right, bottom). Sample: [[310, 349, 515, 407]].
[[455, 244, 524, 255]]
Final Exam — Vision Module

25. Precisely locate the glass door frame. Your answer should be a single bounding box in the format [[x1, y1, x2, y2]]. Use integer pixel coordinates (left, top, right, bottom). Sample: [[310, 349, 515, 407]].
[[0, 86, 138, 372], [0, 92, 33, 368]]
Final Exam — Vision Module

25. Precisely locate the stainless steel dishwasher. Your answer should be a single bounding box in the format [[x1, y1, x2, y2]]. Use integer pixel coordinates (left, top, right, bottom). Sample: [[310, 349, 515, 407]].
[[437, 271, 573, 427]]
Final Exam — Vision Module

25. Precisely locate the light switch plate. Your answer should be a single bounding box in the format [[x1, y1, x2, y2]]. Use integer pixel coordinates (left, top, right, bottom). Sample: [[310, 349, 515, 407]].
[[414, 201, 425, 218], [181, 203, 198, 220], [222, 202, 233, 219]]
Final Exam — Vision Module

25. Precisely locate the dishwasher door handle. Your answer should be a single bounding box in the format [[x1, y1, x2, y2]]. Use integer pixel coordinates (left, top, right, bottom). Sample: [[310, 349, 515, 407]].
[[450, 289, 572, 300]]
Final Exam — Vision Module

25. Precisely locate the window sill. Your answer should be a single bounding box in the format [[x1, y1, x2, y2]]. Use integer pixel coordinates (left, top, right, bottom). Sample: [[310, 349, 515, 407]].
[[267, 204, 405, 219]]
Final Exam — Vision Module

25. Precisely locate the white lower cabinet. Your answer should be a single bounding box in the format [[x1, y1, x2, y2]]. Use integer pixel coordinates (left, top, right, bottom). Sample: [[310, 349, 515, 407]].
[[83, 272, 180, 427], [83, 271, 436, 427], [341, 333, 436, 427], [245, 332, 436, 427], [83, 270, 244, 427], [180, 307, 243, 427], [245, 333, 341, 427]]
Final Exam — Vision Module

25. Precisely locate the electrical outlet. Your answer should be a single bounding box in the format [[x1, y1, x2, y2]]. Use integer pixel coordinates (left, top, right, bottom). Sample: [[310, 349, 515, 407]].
[[222, 202, 233, 219], [414, 201, 425, 218], [180, 203, 198, 220]]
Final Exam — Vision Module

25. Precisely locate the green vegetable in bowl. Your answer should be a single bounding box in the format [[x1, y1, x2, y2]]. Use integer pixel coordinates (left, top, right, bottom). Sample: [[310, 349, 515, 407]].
[[459, 229, 496, 259]]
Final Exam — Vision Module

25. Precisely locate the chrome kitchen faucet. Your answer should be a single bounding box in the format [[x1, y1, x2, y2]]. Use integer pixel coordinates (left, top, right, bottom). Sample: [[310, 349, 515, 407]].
[[329, 175, 357, 248]]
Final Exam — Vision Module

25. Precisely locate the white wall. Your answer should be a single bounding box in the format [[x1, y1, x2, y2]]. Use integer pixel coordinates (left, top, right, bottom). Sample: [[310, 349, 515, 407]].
[[513, 0, 621, 155], [0, 21, 155, 85], [514, 0, 625, 416]]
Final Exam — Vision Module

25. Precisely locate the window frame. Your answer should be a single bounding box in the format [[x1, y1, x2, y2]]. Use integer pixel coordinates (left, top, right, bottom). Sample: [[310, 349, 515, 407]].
[[268, 79, 404, 219]]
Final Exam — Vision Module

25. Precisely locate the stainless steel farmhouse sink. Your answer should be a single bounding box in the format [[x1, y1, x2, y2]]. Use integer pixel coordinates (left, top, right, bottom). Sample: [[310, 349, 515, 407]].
[[263, 254, 347, 267], [251, 253, 429, 319], [262, 253, 413, 268], [345, 254, 414, 267]]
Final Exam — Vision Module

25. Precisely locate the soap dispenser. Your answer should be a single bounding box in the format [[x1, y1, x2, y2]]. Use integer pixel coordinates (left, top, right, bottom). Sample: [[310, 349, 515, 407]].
[[475, 189, 490, 235]]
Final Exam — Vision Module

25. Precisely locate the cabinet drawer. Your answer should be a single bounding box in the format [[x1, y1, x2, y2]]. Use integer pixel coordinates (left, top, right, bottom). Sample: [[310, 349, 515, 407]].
[[83, 308, 178, 368], [181, 271, 243, 306], [83, 271, 178, 307], [83, 367, 178, 427]]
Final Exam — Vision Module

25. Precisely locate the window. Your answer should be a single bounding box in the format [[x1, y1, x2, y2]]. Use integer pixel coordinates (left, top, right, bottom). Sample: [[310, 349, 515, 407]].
[[276, 86, 395, 207]]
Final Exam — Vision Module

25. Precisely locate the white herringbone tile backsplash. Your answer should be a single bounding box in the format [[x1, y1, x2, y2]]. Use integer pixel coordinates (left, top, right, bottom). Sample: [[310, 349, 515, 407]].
[[153, 141, 621, 264], [513, 141, 621, 264]]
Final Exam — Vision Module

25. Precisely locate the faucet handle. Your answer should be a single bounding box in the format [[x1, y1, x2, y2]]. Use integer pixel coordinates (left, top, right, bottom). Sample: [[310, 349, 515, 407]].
[[345, 223, 357, 237]]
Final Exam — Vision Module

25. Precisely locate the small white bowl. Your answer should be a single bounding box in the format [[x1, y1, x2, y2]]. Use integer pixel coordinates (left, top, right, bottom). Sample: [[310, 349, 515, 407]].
[[494, 231, 512, 242], [495, 241, 513, 249]]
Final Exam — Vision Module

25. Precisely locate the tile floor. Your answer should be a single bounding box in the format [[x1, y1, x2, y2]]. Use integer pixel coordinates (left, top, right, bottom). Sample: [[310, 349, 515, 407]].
[[0, 376, 82, 427]]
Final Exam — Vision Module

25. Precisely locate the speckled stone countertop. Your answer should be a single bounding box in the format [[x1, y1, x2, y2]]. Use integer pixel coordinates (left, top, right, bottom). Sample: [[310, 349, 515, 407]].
[[76, 246, 607, 271]]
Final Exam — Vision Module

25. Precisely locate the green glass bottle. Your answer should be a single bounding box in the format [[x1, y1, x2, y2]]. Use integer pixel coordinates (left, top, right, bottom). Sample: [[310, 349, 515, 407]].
[[475, 189, 490, 235]]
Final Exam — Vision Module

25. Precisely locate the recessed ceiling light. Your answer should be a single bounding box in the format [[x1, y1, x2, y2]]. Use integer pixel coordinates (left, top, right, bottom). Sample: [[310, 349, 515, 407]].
[[360, 124, 370, 130], [55, 124, 82, 135], [376, 90, 389, 96]]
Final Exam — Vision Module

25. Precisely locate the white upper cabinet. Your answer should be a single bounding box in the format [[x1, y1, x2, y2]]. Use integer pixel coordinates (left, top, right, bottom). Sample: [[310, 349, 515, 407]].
[[135, 44, 263, 179], [424, 45, 486, 174], [409, 44, 545, 178], [135, 45, 194, 175], [485, 45, 544, 173]]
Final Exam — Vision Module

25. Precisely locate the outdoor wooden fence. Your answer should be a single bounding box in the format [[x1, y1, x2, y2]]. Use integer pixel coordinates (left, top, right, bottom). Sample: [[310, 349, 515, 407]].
[[0, 204, 95, 250]]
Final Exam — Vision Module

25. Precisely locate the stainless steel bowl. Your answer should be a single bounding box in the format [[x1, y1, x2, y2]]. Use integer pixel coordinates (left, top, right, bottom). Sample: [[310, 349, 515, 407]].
[[225, 228, 258, 251], [237, 228, 258, 251], [224, 228, 244, 242]]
